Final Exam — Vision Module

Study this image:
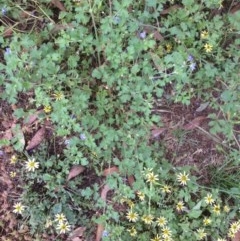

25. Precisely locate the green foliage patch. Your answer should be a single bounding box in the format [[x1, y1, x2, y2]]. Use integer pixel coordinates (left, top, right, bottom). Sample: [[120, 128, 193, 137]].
[[0, 0, 240, 240]]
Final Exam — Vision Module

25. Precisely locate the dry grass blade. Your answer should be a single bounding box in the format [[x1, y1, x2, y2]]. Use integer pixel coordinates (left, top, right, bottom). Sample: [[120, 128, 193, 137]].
[[26, 127, 45, 150]]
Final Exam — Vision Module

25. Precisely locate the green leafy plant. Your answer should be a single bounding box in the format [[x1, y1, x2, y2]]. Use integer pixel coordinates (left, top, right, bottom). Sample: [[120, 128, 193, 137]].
[[1, 0, 240, 240]]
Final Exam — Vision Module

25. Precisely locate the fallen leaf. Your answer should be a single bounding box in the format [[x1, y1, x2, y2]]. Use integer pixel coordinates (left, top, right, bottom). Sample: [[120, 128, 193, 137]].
[[151, 127, 167, 138], [68, 226, 86, 241], [26, 127, 45, 150], [183, 116, 206, 130], [128, 175, 135, 187], [195, 102, 209, 112], [231, 3, 240, 14], [96, 224, 104, 241], [100, 184, 111, 200], [51, 0, 66, 11], [153, 31, 164, 41], [102, 166, 119, 176], [24, 110, 43, 125], [67, 165, 85, 181]]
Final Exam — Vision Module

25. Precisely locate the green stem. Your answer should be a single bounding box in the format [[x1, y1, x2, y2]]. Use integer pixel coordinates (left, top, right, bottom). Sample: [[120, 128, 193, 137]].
[[88, 0, 101, 66]]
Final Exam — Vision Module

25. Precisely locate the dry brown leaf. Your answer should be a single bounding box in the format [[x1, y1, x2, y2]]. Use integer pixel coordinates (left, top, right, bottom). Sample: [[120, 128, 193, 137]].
[[67, 165, 85, 181], [183, 116, 206, 130], [26, 127, 46, 150], [24, 110, 43, 125], [101, 184, 111, 200], [96, 224, 104, 241], [102, 166, 119, 176], [128, 175, 135, 187], [231, 3, 240, 14], [153, 31, 164, 41], [68, 226, 86, 240], [51, 0, 66, 11], [151, 127, 167, 138]]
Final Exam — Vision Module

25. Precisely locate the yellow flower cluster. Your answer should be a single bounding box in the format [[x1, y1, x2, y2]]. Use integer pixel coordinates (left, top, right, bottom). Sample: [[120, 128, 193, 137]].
[[228, 221, 240, 238], [55, 213, 71, 234], [142, 168, 159, 184], [126, 210, 173, 240]]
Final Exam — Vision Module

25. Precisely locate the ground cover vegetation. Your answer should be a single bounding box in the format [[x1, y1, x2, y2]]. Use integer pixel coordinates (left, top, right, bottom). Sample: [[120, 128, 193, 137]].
[[0, 0, 240, 240]]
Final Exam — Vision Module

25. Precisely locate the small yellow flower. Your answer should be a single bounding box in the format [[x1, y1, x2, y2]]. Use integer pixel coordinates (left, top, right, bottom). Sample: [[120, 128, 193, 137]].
[[156, 216, 167, 227], [166, 43, 172, 53], [44, 105, 52, 113], [55, 213, 67, 223], [196, 228, 207, 240], [13, 202, 25, 214], [203, 217, 212, 226], [204, 43, 213, 53], [230, 221, 240, 234], [25, 158, 39, 172], [217, 238, 226, 241], [146, 172, 159, 184], [200, 30, 209, 39], [204, 193, 214, 205], [126, 199, 135, 208], [53, 91, 64, 101], [128, 227, 137, 237], [151, 234, 161, 241], [126, 210, 138, 222], [10, 155, 17, 164], [161, 185, 172, 193], [176, 201, 185, 212], [162, 227, 172, 239], [142, 214, 154, 225], [228, 231, 235, 238], [10, 171, 16, 178], [212, 204, 221, 215], [137, 191, 145, 201], [176, 171, 190, 186], [223, 205, 230, 213], [56, 221, 71, 234]]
